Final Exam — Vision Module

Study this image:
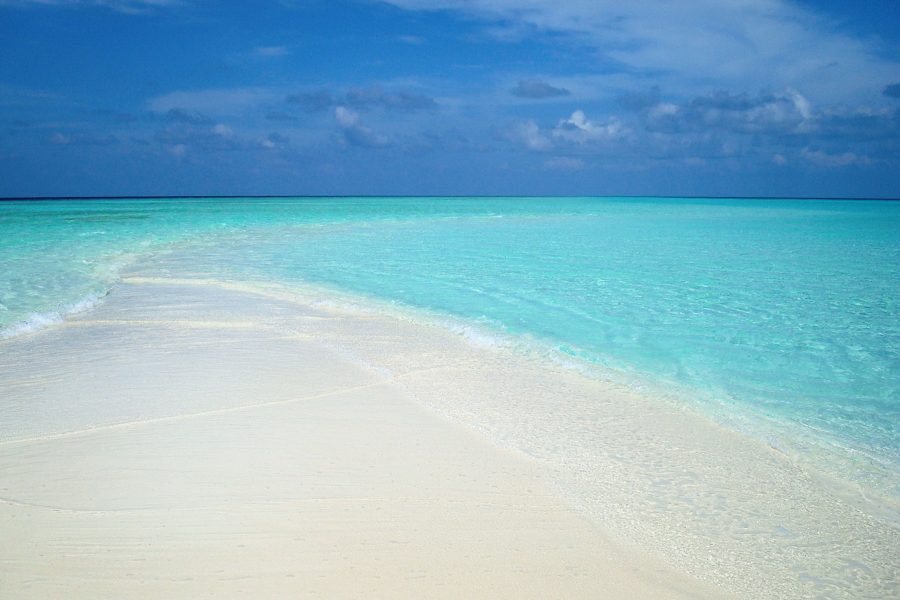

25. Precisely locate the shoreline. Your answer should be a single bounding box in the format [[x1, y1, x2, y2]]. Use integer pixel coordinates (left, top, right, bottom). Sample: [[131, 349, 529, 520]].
[[0, 275, 725, 599], [3, 272, 899, 515], [1, 274, 898, 597], [2, 197, 897, 515], [126, 274, 900, 522]]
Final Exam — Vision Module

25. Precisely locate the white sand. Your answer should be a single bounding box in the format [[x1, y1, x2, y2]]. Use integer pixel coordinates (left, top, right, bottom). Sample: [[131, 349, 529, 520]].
[[0, 278, 725, 599]]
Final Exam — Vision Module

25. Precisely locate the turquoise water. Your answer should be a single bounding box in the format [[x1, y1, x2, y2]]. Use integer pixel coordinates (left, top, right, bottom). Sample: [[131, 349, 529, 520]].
[[2, 197, 899, 497]]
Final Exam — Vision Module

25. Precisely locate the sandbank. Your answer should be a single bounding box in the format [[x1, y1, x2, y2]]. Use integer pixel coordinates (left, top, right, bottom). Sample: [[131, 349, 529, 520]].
[[0, 277, 727, 599]]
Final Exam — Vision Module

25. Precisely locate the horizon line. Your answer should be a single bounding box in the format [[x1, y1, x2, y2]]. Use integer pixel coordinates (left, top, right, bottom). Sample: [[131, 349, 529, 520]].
[[2, 194, 899, 202]]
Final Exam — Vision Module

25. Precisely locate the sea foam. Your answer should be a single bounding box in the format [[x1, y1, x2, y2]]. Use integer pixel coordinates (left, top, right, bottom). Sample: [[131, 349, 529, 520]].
[[0, 290, 109, 340]]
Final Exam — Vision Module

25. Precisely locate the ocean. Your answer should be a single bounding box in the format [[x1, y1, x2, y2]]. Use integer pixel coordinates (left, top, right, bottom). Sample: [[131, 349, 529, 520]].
[[1, 196, 898, 507]]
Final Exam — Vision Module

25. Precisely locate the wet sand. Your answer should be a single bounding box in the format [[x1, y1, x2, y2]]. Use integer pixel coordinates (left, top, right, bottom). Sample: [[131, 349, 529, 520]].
[[0, 277, 724, 599]]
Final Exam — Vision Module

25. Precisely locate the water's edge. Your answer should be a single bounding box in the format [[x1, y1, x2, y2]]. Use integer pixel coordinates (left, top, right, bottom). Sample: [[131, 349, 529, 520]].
[[13, 271, 900, 599], [3, 196, 897, 525], [11, 264, 897, 531]]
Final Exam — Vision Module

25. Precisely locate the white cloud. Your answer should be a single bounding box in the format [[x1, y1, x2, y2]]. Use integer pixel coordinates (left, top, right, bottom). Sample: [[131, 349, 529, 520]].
[[552, 110, 627, 144], [511, 112, 627, 151], [210, 123, 234, 138], [258, 133, 288, 150], [647, 103, 679, 120], [640, 89, 814, 136], [787, 88, 812, 121], [381, 0, 900, 104], [335, 106, 360, 128], [334, 106, 388, 148], [512, 120, 551, 150]]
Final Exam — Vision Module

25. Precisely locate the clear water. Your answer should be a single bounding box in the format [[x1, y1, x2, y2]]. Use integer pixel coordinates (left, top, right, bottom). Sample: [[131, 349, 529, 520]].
[[2, 196, 898, 498]]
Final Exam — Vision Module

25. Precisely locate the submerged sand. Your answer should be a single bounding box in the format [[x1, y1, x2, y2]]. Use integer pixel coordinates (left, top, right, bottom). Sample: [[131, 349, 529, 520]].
[[0, 277, 723, 599], [0, 276, 897, 598]]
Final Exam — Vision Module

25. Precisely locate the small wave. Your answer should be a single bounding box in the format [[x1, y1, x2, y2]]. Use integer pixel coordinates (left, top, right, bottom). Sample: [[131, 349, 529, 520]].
[[0, 290, 110, 340], [442, 319, 508, 348]]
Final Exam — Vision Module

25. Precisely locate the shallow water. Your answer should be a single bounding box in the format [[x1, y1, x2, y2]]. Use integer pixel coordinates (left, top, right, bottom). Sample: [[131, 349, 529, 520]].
[[2, 196, 898, 503]]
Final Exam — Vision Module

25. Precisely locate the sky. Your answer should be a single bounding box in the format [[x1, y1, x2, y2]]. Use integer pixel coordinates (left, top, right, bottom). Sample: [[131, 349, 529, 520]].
[[1, 0, 899, 198]]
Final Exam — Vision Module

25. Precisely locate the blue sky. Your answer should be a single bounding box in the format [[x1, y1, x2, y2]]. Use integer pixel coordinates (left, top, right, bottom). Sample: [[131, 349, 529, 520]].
[[1, 0, 898, 197]]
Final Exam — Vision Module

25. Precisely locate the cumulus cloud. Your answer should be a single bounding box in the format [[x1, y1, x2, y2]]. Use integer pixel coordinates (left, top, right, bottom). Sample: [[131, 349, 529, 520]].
[[334, 106, 358, 128], [510, 111, 629, 152], [511, 120, 551, 150], [627, 87, 900, 155], [334, 106, 388, 148], [510, 80, 570, 99], [155, 122, 241, 152], [552, 110, 627, 143], [210, 123, 234, 138], [258, 132, 289, 150], [690, 89, 810, 120], [634, 89, 813, 136], [502, 84, 896, 170]]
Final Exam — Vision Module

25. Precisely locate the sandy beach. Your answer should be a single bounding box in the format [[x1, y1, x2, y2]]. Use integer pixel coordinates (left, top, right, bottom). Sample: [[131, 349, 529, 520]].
[[0, 275, 897, 598], [0, 277, 727, 599]]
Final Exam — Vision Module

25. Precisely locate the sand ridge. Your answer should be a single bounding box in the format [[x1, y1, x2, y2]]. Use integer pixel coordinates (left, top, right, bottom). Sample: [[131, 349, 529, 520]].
[[0, 278, 724, 599]]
